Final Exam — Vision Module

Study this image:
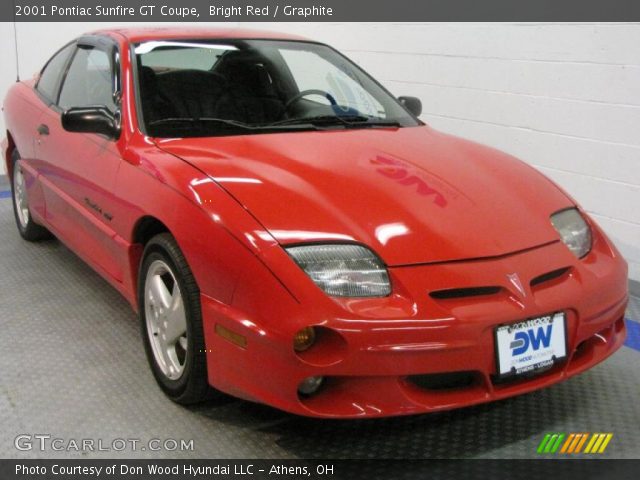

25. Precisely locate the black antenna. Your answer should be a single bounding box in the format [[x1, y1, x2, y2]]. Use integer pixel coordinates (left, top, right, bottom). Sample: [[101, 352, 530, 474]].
[[13, 2, 20, 82]]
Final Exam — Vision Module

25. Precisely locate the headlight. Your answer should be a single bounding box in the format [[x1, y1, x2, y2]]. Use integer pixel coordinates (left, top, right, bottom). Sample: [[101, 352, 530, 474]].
[[550, 208, 592, 258], [286, 244, 391, 297]]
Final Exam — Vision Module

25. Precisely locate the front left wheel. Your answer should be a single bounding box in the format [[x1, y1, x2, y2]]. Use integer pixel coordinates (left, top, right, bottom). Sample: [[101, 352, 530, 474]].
[[138, 233, 216, 404]]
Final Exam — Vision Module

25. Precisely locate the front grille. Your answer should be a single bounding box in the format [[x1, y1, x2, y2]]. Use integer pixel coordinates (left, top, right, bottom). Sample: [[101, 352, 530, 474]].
[[530, 267, 570, 288], [430, 286, 502, 300], [407, 371, 478, 391]]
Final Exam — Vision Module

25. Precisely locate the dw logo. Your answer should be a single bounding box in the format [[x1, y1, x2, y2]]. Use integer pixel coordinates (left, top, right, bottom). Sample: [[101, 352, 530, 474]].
[[510, 325, 553, 356]]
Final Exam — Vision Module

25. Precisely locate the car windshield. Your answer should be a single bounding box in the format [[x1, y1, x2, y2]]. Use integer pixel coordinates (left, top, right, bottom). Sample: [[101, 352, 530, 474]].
[[134, 39, 420, 137]]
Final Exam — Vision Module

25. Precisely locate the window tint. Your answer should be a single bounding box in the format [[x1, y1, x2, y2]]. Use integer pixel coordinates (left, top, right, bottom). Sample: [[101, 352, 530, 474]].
[[139, 44, 230, 71], [59, 46, 115, 111], [36, 43, 75, 101]]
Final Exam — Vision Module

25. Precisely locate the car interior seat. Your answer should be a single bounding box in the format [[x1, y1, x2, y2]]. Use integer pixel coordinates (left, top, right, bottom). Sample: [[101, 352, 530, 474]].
[[139, 66, 241, 126], [212, 51, 286, 124]]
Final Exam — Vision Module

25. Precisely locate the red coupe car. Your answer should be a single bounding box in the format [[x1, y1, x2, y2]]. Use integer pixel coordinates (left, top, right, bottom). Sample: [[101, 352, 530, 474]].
[[2, 28, 628, 418]]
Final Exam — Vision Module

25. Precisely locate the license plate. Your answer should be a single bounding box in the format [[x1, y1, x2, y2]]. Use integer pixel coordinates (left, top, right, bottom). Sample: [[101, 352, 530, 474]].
[[495, 312, 567, 379]]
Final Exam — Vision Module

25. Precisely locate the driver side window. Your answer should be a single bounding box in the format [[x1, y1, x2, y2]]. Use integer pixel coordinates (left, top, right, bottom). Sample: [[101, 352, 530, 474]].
[[58, 46, 115, 112]]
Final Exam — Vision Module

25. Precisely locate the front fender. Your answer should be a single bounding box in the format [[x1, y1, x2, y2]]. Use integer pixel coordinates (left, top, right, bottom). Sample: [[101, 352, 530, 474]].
[[114, 139, 298, 314]]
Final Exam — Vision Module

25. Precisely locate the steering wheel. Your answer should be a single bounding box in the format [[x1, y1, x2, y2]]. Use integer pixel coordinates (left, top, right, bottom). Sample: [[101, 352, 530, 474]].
[[285, 89, 337, 112]]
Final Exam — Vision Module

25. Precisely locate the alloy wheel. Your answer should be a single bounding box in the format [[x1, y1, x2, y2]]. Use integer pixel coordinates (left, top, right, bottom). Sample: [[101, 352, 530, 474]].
[[13, 162, 30, 229], [144, 259, 188, 380]]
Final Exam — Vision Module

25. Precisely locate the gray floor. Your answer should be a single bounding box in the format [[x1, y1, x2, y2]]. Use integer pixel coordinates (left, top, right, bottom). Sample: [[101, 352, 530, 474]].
[[0, 197, 639, 459]]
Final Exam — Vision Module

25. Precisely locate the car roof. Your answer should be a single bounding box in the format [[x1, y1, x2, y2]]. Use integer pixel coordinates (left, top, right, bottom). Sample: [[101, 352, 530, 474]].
[[88, 27, 311, 44]]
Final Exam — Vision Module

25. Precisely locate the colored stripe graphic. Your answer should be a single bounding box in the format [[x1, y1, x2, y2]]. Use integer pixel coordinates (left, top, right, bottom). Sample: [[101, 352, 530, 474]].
[[597, 434, 613, 453], [0, 190, 11, 199], [539, 433, 613, 454], [537, 434, 551, 453], [574, 433, 589, 453], [544, 434, 558, 453], [591, 434, 606, 453], [585, 433, 613, 453], [567, 433, 586, 453], [538, 433, 566, 453], [550, 433, 565, 453], [560, 433, 575, 453]]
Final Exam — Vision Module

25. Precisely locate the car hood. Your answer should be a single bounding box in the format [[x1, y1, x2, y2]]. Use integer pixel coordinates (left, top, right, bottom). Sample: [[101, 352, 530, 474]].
[[155, 126, 572, 266]]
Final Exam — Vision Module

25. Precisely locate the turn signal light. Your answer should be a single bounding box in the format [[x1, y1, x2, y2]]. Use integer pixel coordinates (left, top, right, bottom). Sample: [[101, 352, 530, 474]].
[[293, 327, 316, 352]]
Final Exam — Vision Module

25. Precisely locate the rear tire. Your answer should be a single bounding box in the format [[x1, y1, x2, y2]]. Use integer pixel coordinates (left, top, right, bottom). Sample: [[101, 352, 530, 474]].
[[10, 150, 52, 241], [138, 233, 217, 404]]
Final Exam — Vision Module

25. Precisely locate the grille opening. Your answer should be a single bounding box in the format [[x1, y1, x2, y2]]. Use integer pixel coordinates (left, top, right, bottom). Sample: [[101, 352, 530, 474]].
[[530, 267, 570, 288], [407, 371, 478, 391], [575, 340, 588, 355], [430, 286, 501, 300], [492, 362, 559, 385]]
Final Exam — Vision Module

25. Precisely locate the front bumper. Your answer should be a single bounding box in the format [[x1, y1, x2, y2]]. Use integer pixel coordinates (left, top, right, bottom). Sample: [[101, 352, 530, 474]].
[[200, 229, 628, 418]]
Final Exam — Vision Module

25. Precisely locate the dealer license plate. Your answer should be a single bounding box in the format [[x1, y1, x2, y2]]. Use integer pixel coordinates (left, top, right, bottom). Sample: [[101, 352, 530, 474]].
[[495, 312, 567, 379]]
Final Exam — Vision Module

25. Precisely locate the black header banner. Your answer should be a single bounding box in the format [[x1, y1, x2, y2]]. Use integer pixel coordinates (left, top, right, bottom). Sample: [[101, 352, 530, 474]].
[[2, 0, 640, 22]]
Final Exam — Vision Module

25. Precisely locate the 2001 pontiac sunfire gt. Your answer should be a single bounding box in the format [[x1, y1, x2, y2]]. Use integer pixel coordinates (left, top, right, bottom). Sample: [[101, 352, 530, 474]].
[[2, 28, 628, 418]]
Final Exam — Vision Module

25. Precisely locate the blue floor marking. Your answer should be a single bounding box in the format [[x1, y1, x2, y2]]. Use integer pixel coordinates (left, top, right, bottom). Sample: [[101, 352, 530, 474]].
[[0, 190, 11, 199], [625, 318, 640, 352]]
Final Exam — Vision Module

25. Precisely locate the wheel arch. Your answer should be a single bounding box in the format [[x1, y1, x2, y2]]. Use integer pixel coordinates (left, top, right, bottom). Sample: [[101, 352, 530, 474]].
[[4, 131, 16, 180], [132, 215, 171, 246], [129, 215, 172, 310]]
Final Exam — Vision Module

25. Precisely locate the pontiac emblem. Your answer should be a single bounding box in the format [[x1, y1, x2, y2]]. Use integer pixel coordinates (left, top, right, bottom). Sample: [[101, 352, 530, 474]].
[[507, 273, 526, 297]]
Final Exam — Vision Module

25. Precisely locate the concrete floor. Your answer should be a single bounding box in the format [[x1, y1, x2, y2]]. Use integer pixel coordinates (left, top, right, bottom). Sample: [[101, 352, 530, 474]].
[[0, 195, 638, 459]]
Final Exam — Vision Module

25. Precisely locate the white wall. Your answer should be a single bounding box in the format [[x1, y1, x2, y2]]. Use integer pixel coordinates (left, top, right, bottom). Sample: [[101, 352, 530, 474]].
[[1, 22, 639, 281]]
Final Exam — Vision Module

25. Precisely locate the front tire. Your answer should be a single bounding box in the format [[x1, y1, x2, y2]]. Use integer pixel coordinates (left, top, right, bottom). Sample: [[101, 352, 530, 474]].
[[11, 150, 51, 241], [139, 233, 214, 404]]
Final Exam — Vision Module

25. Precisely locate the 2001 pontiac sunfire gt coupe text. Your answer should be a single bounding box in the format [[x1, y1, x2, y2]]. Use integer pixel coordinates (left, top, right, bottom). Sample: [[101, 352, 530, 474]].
[[2, 28, 628, 418]]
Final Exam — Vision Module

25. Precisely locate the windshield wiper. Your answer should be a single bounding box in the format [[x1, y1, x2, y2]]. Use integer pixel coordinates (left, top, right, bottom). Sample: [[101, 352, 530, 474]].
[[148, 116, 399, 135], [149, 117, 256, 130], [266, 115, 401, 128], [149, 117, 319, 132]]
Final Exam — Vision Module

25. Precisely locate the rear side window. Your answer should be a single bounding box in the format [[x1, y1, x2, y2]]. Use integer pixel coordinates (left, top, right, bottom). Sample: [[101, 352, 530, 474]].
[[36, 43, 75, 101], [58, 46, 115, 111]]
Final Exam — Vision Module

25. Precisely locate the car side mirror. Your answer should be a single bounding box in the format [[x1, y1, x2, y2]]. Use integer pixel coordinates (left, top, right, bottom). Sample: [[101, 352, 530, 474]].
[[61, 106, 120, 139], [398, 96, 422, 117]]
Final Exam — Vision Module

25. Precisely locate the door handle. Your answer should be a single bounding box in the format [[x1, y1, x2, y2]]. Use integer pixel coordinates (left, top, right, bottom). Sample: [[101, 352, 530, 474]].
[[37, 124, 50, 136]]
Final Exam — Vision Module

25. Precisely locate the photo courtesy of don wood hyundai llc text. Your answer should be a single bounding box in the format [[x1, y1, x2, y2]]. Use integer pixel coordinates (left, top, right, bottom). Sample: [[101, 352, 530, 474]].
[[0, 1, 639, 479]]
